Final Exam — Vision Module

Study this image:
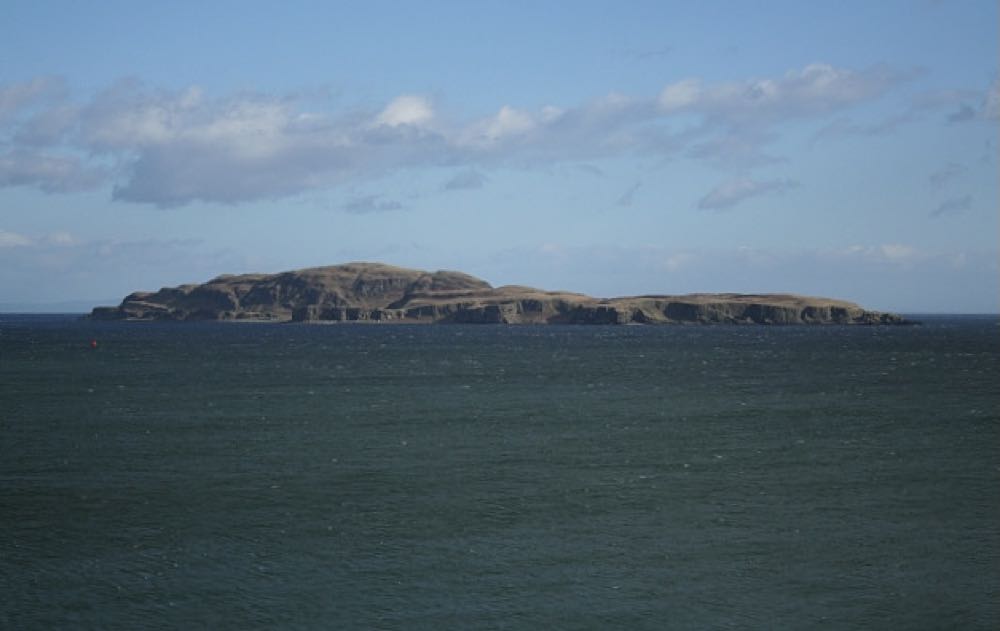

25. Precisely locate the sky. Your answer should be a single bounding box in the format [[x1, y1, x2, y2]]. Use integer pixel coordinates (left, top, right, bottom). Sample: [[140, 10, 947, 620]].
[[0, 1, 997, 313]]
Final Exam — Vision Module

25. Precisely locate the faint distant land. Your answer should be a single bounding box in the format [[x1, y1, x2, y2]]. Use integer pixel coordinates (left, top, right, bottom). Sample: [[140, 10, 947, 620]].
[[89, 262, 910, 325]]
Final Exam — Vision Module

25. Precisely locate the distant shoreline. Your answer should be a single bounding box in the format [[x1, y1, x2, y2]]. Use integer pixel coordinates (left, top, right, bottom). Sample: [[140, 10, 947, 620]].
[[84, 262, 916, 326], [3, 312, 998, 320]]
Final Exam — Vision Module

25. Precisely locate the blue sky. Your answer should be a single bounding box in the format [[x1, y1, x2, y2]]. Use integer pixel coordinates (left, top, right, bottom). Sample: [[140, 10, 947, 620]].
[[1, 1, 997, 312]]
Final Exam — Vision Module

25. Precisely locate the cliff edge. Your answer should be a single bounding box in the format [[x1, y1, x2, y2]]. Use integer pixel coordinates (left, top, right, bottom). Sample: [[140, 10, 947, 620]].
[[89, 262, 909, 325]]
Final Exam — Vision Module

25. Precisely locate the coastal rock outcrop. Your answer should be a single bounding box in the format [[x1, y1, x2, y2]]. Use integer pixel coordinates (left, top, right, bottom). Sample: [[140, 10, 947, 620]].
[[89, 262, 910, 325]]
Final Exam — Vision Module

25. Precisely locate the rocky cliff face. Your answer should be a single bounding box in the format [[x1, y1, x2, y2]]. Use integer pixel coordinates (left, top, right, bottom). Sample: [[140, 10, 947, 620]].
[[89, 262, 910, 325]]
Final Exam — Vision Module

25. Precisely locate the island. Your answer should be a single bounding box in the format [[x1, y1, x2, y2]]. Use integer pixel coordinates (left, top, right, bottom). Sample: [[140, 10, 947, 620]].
[[89, 262, 909, 325]]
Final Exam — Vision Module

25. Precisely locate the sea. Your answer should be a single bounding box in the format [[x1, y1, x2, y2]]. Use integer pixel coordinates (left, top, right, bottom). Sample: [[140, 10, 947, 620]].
[[1, 314, 998, 629]]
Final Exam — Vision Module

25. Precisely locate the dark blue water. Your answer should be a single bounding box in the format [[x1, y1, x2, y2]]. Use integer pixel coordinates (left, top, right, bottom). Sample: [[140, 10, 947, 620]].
[[2, 315, 998, 629]]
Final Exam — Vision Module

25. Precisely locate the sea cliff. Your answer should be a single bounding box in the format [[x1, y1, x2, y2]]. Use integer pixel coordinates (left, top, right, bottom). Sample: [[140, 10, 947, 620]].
[[89, 262, 909, 325]]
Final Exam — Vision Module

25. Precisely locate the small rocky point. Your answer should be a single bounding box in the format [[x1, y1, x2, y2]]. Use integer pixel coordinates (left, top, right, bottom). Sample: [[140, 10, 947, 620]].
[[89, 262, 910, 325]]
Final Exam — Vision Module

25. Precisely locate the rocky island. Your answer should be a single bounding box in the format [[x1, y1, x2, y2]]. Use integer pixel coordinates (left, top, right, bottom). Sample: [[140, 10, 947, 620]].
[[89, 262, 909, 325]]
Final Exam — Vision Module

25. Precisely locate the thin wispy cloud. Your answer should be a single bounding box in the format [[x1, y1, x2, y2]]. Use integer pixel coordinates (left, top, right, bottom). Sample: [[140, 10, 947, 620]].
[[341, 195, 404, 214], [927, 162, 968, 189], [946, 80, 999, 123], [930, 195, 972, 217], [809, 77, 1000, 145], [947, 104, 976, 123], [444, 170, 487, 191], [928, 162, 966, 189], [697, 177, 797, 210], [614, 45, 673, 61], [573, 163, 605, 177], [616, 181, 642, 207], [0, 229, 246, 304], [487, 241, 995, 311], [808, 111, 915, 146]]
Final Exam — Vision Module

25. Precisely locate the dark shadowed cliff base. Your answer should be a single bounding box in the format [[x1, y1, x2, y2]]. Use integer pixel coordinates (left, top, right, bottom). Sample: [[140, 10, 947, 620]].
[[89, 262, 910, 325]]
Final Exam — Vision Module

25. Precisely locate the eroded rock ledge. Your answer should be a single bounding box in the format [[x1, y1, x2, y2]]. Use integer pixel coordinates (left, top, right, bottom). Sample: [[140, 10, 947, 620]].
[[89, 262, 910, 325]]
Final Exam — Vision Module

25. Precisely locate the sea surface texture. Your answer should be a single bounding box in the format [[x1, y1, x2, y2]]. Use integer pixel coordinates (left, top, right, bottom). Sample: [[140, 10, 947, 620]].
[[1, 315, 998, 629]]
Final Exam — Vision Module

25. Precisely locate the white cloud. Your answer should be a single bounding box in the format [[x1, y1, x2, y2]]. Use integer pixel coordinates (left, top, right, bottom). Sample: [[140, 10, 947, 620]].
[[0, 229, 33, 248], [540, 105, 565, 122], [659, 79, 702, 111], [81, 81, 197, 149], [374, 95, 434, 128], [459, 105, 537, 146], [984, 78, 999, 120], [45, 231, 77, 246], [879, 243, 918, 262], [0, 64, 908, 207], [87, 82, 357, 205], [490, 106, 536, 137], [83, 82, 302, 159], [697, 177, 797, 210], [659, 64, 900, 123]]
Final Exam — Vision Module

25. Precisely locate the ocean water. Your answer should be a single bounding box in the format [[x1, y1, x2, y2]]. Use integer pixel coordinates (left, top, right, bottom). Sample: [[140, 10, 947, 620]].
[[1, 315, 998, 629]]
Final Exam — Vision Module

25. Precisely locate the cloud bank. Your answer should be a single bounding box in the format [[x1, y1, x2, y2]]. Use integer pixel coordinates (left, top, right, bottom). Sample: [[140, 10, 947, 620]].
[[0, 64, 927, 207]]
